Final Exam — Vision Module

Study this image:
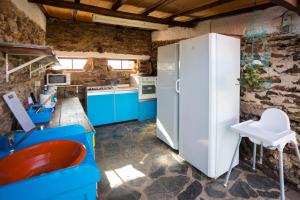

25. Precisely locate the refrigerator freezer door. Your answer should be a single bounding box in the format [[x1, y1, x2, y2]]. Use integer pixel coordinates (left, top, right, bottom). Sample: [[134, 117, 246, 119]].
[[179, 35, 210, 175], [214, 34, 240, 177], [179, 33, 240, 178], [157, 43, 179, 150]]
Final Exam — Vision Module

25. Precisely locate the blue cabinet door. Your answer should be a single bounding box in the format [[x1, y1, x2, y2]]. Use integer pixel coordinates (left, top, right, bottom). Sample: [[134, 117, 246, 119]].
[[87, 94, 115, 126], [115, 91, 138, 122], [138, 100, 157, 121]]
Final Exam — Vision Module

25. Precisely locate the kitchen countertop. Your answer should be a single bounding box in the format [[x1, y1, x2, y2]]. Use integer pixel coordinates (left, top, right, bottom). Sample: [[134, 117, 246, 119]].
[[45, 97, 95, 133], [87, 86, 138, 96]]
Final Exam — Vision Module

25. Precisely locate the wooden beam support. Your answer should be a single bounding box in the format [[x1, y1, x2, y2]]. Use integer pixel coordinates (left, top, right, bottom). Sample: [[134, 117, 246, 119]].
[[38, 4, 50, 18], [28, 0, 194, 27], [143, 0, 175, 15], [72, 0, 80, 21], [111, 0, 127, 11], [191, 3, 274, 23], [272, 0, 299, 13], [72, 10, 78, 21], [166, 0, 235, 20]]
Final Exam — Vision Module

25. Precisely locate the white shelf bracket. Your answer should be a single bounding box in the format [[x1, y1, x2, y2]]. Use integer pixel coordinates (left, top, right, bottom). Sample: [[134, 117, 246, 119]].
[[29, 64, 32, 79], [31, 61, 54, 75], [6, 55, 48, 82], [5, 53, 9, 82]]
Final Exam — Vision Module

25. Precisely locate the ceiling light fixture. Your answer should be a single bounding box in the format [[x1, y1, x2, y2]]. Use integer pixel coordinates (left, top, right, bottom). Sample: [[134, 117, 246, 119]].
[[92, 14, 168, 30]]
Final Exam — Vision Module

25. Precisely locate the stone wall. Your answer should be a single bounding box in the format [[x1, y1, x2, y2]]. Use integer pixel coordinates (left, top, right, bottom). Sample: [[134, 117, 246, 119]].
[[240, 33, 300, 189], [151, 39, 182, 75], [46, 18, 153, 102], [46, 18, 152, 55], [55, 58, 136, 102], [0, 1, 45, 44], [10, 0, 46, 31], [0, 0, 46, 135]]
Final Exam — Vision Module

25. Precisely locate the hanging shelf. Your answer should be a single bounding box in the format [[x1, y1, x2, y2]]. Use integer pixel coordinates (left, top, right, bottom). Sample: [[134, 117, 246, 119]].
[[0, 42, 59, 82]]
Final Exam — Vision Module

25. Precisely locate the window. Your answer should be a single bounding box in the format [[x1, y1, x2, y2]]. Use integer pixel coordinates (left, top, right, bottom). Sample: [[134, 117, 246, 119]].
[[108, 60, 135, 70], [53, 58, 87, 70]]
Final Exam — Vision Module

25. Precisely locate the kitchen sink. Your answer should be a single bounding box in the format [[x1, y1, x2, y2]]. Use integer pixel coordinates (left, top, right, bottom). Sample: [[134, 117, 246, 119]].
[[0, 140, 86, 186]]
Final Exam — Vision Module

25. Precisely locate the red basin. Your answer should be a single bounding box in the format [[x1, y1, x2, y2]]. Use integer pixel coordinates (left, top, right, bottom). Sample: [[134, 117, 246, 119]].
[[0, 140, 86, 186]]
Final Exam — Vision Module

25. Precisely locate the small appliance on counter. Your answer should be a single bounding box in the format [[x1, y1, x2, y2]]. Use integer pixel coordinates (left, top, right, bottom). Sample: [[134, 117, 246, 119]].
[[46, 73, 71, 86], [86, 85, 115, 96]]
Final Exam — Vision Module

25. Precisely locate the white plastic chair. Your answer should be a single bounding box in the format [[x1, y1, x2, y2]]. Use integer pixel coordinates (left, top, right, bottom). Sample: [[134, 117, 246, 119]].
[[224, 108, 300, 200]]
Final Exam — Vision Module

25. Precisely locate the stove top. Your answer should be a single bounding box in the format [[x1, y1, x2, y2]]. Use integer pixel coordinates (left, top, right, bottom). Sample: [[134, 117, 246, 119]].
[[87, 86, 114, 91]]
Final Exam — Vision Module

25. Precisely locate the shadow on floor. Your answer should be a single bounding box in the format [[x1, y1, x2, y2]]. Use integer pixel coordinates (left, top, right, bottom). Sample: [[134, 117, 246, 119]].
[[95, 120, 299, 200]]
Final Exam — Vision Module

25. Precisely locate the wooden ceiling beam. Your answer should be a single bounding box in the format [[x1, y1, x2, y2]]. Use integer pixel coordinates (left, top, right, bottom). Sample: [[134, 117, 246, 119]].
[[142, 0, 176, 15], [191, 3, 274, 23], [28, 0, 195, 27], [166, 0, 235, 20], [111, 0, 127, 11], [272, 0, 299, 14]]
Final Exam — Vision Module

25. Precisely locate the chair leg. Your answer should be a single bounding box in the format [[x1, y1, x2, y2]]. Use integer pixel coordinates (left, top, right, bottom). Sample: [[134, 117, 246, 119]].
[[278, 150, 285, 200], [292, 139, 300, 164], [224, 135, 242, 187], [259, 144, 263, 164], [252, 143, 257, 171]]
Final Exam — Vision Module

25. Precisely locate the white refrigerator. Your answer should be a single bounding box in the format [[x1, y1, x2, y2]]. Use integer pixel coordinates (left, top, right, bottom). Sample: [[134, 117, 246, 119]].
[[157, 33, 240, 178], [157, 43, 179, 150]]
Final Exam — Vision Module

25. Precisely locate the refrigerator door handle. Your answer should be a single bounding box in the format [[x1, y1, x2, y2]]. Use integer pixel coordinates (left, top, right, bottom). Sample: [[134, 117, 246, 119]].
[[175, 79, 180, 94]]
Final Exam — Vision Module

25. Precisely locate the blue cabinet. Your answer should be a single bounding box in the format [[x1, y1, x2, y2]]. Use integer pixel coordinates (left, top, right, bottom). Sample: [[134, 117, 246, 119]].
[[115, 91, 138, 122], [87, 94, 115, 126], [138, 100, 157, 121], [87, 91, 139, 126]]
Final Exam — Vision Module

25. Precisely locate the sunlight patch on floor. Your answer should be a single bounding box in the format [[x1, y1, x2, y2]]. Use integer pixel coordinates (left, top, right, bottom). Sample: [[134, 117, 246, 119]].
[[157, 119, 174, 147], [139, 154, 148, 164], [170, 151, 184, 163], [105, 165, 145, 188]]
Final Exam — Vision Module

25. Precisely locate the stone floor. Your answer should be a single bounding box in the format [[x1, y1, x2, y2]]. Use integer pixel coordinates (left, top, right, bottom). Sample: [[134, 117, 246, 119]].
[[95, 121, 299, 200]]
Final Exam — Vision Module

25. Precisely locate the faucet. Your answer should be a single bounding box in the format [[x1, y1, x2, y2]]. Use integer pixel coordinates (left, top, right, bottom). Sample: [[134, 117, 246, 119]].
[[7, 128, 35, 153]]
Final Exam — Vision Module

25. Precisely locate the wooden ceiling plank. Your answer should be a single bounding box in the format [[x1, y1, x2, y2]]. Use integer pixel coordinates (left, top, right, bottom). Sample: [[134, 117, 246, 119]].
[[28, 0, 195, 27], [111, 0, 127, 11], [191, 3, 274, 23], [166, 0, 235, 20], [191, 0, 271, 18], [271, 0, 299, 13], [143, 0, 176, 15]]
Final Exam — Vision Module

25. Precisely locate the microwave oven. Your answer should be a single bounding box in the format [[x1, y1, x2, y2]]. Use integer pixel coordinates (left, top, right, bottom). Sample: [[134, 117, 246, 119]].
[[46, 74, 71, 86]]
